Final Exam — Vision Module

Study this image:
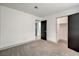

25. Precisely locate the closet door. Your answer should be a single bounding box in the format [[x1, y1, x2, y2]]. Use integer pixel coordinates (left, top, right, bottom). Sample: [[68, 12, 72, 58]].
[[68, 13, 79, 52]]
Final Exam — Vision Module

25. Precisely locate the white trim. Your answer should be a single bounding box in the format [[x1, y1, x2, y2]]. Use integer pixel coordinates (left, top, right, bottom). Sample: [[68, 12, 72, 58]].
[[0, 40, 36, 51]]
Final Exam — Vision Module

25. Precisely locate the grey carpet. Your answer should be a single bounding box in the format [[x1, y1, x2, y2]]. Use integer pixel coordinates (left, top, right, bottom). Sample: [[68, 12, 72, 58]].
[[0, 40, 79, 56]]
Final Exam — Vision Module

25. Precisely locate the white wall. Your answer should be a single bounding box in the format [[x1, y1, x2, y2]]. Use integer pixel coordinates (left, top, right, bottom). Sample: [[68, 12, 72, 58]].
[[57, 16, 68, 24], [44, 7, 79, 43], [0, 6, 40, 49]]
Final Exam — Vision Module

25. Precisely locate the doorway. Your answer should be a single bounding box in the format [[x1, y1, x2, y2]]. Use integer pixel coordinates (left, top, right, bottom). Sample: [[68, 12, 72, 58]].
[[35, 20, 47, 40], [57, 16, 68, 42], [35, 20, 41, 40]]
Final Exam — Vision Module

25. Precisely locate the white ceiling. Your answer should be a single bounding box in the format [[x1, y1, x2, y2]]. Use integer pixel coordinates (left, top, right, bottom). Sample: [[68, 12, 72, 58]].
[[0, 3, 79, 17]]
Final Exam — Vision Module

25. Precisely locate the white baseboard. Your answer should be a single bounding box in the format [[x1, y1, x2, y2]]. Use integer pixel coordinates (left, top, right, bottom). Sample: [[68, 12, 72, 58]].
[[0, 40, 36, 51], [0, 39, 57, 51]]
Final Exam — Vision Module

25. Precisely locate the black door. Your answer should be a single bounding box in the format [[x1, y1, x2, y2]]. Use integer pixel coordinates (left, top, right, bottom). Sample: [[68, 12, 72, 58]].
[[68, 13, 79, 52], [41, 20, 47, 40]]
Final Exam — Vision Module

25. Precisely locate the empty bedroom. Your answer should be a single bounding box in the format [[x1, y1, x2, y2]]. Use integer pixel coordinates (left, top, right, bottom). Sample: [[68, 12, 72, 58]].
[[0, 3, 79, 56]]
